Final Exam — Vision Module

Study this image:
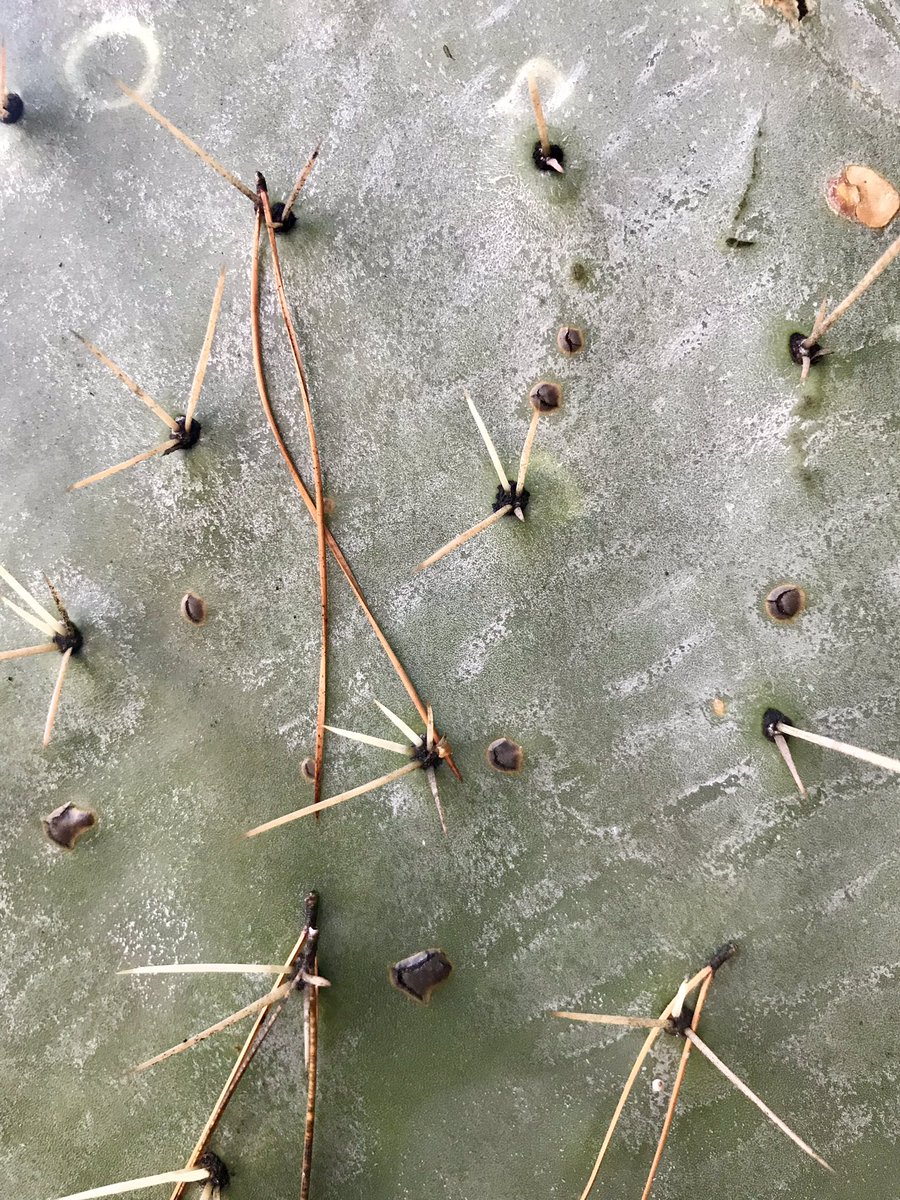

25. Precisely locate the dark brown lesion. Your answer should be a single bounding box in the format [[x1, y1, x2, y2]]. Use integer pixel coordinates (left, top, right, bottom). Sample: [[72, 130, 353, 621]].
[[43, 802, 96, 849], [556, 326, 586, 356], [765, 583, 806, 622], [181, 592, 208, 625], [486, 738, 524, 772], [46, 579, 83, 655], [390, 949, 453, 1004]]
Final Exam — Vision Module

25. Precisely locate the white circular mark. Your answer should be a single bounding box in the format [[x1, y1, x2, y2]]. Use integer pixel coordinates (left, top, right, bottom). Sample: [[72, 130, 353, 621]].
[[495, 57, 581, 117], [64, 16, 160, 110], [651, 1077, 665, 1094]]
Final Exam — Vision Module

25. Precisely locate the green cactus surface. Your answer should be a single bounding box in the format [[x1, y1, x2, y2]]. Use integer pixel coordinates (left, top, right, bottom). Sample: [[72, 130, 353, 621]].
[[3, 2, 900, 1198]]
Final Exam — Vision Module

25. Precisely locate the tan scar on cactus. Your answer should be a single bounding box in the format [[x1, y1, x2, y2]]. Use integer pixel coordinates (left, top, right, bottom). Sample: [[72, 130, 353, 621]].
[[827, 164, 900, 229]]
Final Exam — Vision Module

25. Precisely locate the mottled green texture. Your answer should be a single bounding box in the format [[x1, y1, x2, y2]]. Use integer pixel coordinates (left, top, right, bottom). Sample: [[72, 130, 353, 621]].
[[3, 2, 900, 1198]]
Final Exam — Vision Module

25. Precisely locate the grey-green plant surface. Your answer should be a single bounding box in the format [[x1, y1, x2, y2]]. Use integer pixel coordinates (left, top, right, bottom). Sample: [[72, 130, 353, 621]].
[[3, 1, 900, 1197]]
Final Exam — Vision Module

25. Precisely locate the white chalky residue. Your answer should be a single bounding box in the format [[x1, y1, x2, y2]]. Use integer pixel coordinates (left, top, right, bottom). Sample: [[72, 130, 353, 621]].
[[63, 16, 161, 109], [494, 57, 581, 118]]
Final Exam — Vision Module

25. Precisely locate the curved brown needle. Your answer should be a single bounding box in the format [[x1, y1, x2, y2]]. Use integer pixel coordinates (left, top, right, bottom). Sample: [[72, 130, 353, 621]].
[[115, 80, 256, 202], [639, 969, 713, 1200], [249, 209, 461, 780], [257, 176, 328, 808], [185, 268, 226, 433], [802, 227, 900, 349], [300, 957, 320, 1200]]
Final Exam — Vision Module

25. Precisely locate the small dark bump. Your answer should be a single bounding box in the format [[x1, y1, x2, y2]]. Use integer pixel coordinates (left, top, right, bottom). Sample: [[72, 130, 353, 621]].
[[390, 948, 453, 1004], [181, 592, 207, 625], [556, 326, 585, 356], [412, 740, 443, 771], [270, 201, 296, 234], [765, 583, 805, 622], [665, 1002, 695, 1037], [486, 737, 523, 773], [529, 380, 562, 412], [788, 332, 825, 368], [532, 140, 565, 173], [708, 942, 738, 973], [570, 261, 588, 283], [762, 707, 791, 742], [197, 1151, 230, 1190], [1, 94, 24, 125], [43, 802, 96, 850], [493, 481, 529, 515], [797, 0, 809, 18], [724, 236, 756, 248], [53, 623, 83, 656], [301, 757, 316, 783], [442, 43, 454, 58], [167, 414, 202, 453]]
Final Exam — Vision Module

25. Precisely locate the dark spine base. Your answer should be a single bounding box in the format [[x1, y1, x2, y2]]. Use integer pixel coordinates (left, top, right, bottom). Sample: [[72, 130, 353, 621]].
[[412, 741, 443, 771], [762, 708, 791, 741], [270, 201, 297, 233], [532, 140, 564, 172], [788, 332, 825, 369], [1, 93, 24, 125], [53, 624, 83, 656], [166, 414, 202, 453], [493, 482, 530, 514]]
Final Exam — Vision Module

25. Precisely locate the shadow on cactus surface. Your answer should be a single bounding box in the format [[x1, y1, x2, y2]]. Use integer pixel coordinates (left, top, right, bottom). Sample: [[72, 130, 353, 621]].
[[4, 1, 900, 1197]]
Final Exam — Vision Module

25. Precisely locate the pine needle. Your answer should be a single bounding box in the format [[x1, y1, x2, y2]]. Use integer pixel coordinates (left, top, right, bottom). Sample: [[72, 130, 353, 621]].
[[258, 177, 328, 809], [249, 208, 462, 782], [166, 920, 312, 1200], [527, 74, 551, 157]]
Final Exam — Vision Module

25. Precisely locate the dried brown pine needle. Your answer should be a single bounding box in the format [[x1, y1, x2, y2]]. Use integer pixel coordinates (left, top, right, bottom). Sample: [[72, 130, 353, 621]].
[[249, 207, 461, 782]]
